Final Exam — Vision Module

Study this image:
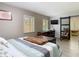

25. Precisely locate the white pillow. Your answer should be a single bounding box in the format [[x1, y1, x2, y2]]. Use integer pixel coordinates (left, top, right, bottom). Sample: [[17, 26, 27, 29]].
[[0, 37, 9, 48], [0, 37, 7, 44]]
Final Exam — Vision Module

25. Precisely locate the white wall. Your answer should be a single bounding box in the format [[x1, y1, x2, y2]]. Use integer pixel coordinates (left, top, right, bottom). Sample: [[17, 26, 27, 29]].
[[50, 17, 60, 39]]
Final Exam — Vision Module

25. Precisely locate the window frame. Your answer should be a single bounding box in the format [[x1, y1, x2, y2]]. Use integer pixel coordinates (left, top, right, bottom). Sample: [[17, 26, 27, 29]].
[[23, 15, 35, 33]]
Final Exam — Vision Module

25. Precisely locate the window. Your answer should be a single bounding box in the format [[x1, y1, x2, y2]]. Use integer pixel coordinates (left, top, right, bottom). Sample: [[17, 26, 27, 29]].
[[24, 15, 35, 33], [43, 19, 49, 31]]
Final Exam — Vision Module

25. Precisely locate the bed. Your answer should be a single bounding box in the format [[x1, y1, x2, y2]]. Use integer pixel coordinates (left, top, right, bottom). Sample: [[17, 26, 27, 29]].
[[0, 37, 61, 57], [8, 37, 62, 57]]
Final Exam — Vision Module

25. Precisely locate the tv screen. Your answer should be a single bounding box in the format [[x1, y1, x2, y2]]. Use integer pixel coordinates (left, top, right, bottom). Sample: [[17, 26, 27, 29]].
[[51, 20, 58, 24]]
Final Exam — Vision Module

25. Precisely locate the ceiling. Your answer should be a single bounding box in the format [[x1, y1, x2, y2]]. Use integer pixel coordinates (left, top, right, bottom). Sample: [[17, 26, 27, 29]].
[[3, 2, 79, 17]]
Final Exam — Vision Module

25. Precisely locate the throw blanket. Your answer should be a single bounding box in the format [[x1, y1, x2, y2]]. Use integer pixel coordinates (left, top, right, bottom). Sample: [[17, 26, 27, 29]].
[[15, 39, 50, 57], [24, 37, 48, 45]]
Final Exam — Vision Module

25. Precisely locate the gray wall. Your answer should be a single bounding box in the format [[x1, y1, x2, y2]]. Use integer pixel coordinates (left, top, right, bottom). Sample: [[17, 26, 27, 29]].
[[0, 3, 50, 39]]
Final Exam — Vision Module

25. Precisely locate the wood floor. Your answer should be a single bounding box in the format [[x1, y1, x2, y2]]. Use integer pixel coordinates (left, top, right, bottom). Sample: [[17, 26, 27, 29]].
[[57, 36, 79, 57]]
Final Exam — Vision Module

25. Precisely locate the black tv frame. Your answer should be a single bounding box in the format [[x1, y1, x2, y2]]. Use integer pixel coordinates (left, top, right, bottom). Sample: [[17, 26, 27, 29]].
[[51, 20, 58, 24]]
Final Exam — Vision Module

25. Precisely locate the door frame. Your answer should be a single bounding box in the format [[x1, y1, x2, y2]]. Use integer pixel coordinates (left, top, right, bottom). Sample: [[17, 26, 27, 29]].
[[60, 16, 70, 40]]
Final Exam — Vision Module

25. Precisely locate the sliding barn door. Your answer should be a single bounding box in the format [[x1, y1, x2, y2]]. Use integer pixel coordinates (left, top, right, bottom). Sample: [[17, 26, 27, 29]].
[[60, 17, 70, 40]]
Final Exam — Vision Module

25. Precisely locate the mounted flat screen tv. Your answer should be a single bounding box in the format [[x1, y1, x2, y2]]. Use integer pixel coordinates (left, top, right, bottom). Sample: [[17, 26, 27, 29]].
[[51, 20, 58, 24]]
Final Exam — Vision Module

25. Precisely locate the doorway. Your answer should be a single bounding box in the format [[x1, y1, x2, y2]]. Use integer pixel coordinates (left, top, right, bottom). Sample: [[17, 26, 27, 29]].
[[70, 16, 79, 38]]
